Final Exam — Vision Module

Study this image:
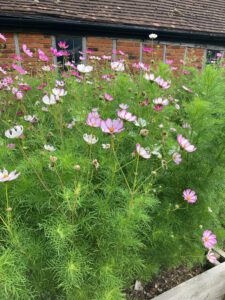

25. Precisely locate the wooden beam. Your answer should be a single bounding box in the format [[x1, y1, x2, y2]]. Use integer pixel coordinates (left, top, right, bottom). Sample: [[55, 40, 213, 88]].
[[152, 262, 225, 300]]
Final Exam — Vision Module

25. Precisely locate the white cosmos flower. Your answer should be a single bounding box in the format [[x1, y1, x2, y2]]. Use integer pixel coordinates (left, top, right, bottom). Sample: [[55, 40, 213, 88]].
[[42, 66, 51, 72], [144, 73, 155, 81], [24, 115, 38, 123], [175, 103, 180, 110], [77, 64, 93, 73], [134, 118, 147, 128], [136, 143, 151, 159], [83, 134, 98, 145], [153, 97, 169, 106], [52, 88, 67, 97], [55, 80, 65, 87], [5, 125, 23, 139], [102, 143, 110, 149], [42, 94, 57, 105], [0, 169, 20, 182], [111, 61, 125, 71], [119, 103, 129, 110], [44, 144, 56, 152], [149, 33, 158, 39]]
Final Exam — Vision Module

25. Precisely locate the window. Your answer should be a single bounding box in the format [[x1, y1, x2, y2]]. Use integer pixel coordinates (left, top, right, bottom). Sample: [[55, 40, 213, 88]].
[[206, 49, 223, 64], [55, 37, 83, 65]]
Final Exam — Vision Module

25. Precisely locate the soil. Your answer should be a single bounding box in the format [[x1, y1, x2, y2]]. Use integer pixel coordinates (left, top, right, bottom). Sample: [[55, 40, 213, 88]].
[[125, 264, 205, 300]]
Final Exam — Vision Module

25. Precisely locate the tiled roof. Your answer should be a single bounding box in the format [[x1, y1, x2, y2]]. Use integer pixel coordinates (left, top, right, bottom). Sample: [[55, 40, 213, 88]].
[[0, 0, 225, 35]]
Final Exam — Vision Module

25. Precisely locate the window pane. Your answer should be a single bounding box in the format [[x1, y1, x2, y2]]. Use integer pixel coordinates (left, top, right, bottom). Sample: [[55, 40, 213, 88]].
[[206, 49, 222, 64]]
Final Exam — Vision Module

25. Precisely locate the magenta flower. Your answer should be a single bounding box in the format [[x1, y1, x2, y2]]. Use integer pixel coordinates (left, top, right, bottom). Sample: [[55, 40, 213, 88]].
[[104, 93, 114, 101], [136, 144, 151, 159], [166, 59, 173, 65], [38, 49, 49, 62], [0, 33, 6, 43], [202, 230, 217, 249], [117, 110, 137, 122], [183, 189, 197, 204], [216, 53, 222, 58], [58, 41, 69, 49], [177, 134, 196, 152], [12, 54, 23, 62], [86, 111, 101, 128], [22, 44, 33, 57], [12, 63, 27, 75], [143, 47, 153, 53], [101, 118, 124, 134]]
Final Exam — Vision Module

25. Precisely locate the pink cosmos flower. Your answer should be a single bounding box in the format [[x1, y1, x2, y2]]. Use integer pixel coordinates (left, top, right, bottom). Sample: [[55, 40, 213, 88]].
[[58, 41, 69, 49], [12, 54, 23, 62], [182, 70, 191, 75], [12, 63, 27, 75], [177, 134, 196, 152], [143, 47, 153, 53], [102, 55, 111, 60], [38, 49, 49, 62], [207, 250, 218, 264], [104, 93, 114, 101], [58, 50, 70, 57], [0, 33, 6, 43], [117, 110, 137, 122], [7, 144, 16, 150], [136, 144, 151, 159], [183, 189, 197, 204], [216, 53, 222, 58], [202, 230, 217, 249], [86, 111, 101, 128], [166, 59, 173, 65], [22, 44, 33, 57], [0, 169, 20, 182], [18, 83, 32, 91], [155, 76, 171, 89], [101, 118, 124, 134], [86, 49, 94, 54], [172, 152, 182, 164]]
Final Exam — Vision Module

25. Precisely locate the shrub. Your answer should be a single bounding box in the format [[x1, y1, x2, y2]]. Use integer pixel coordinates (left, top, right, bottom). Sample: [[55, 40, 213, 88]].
[[0, 38, 225, 299]]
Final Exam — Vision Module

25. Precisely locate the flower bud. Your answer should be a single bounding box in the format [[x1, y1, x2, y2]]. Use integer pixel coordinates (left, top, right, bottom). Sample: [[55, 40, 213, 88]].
[[74, 164, 81, 171], [50, 156, 58, 163], [140, 129, 149, 137], [92, 159, 100, 170]]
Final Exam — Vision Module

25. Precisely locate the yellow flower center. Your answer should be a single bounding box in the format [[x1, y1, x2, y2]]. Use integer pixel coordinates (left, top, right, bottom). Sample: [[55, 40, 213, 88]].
[[3, 174, 9, 179], [186, 195, 191, 201], [109, 127, 114, 133]]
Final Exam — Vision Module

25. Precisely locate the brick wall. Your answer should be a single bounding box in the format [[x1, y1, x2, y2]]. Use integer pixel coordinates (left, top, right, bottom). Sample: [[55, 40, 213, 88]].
[[0, 32, 207, 72], [0, 33, 16, 71]]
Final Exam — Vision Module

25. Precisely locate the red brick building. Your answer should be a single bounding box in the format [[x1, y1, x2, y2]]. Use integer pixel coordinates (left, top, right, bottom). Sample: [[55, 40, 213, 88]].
[[0, 0, 225, 69]]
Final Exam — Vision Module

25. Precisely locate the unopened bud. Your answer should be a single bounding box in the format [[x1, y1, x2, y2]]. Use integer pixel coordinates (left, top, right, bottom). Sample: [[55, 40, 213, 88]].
[[74, 164, 81, 171], [92, 159, 100, 170], [50, 156, 58, 163], [140, 129, 149, 137]]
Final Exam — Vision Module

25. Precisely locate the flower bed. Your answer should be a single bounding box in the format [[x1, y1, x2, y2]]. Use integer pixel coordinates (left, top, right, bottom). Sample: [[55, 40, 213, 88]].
[[0, 33, 225, 299]]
